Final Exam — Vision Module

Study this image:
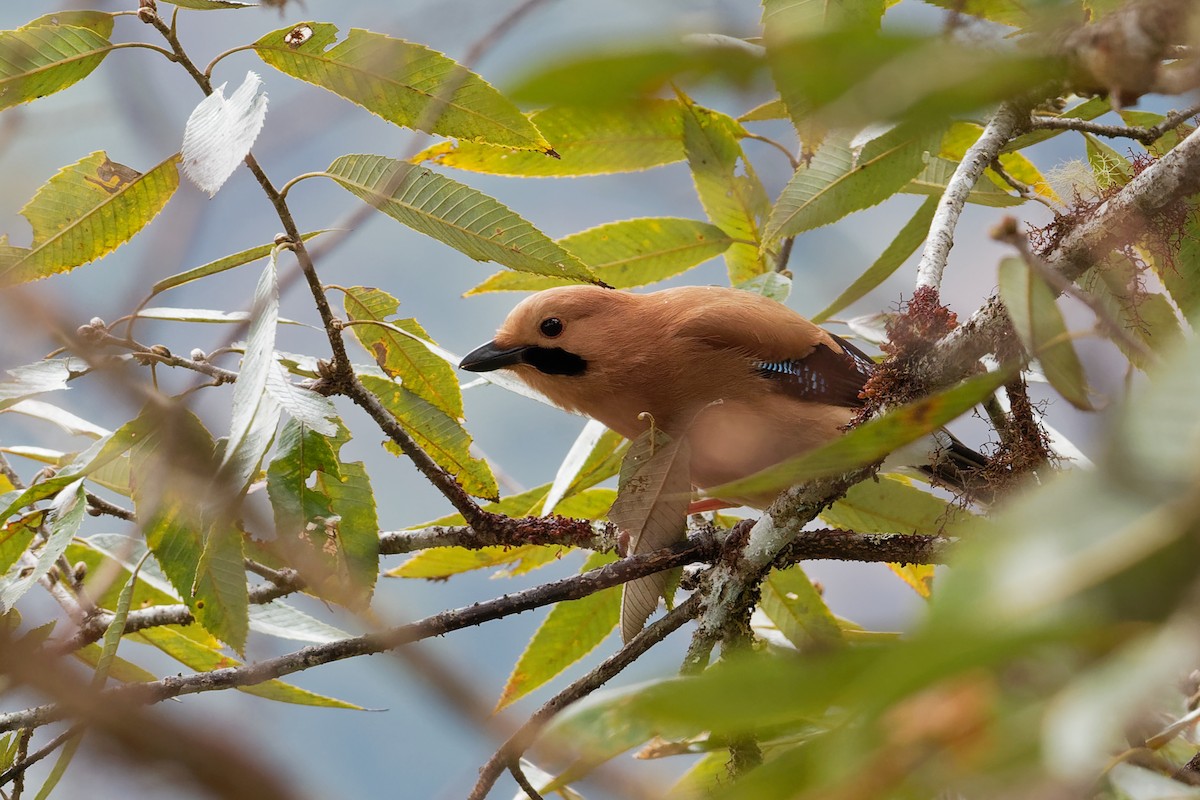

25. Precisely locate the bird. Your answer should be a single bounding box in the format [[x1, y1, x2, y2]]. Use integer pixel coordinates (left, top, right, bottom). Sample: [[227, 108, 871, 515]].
[[459, 285, 987, 639]]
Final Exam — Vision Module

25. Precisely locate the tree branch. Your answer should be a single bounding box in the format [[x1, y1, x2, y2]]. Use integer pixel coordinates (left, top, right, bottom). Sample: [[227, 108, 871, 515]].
[[915, 102, 1028, 292], [1027, 103, 1200, 145]]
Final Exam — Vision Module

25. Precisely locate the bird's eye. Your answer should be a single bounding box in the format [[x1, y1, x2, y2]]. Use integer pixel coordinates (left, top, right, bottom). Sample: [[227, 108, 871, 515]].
[[539, 317, 563, 337]]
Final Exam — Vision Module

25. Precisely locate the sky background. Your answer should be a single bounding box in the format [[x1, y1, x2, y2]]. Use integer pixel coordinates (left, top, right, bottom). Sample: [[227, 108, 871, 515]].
[[0, 1, 1164, 798]]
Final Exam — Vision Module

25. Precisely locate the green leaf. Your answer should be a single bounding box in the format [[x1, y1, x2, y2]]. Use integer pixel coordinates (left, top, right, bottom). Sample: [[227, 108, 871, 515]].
[[1003, 96, 1111, 153], [325, 154, 597, 283], [149, 231, 327, 296], [765, 125, 937, 242], [918, 0, 1029, 27], [130, 625, 362, 708], [0, 16, 113, 112], [681, 97, 774, 283], [497, 551, 620, 710], [360, 374, 498, 500], [758, 563, 844, 650], [191, 523, 248, 654], [812, 197, 937, 323], [0, 514, 39, 575], [1080, 253, 1183, 369], [0, 481, 86, 612], [821, 475, 977, 536], [903, 156, 1021, 207], [941, 121, 1058, 203], [738, 97, 788, 122], [506, 42, 762, 108], [998, 257, 1092, 410], [469, 217, 734, 293], [413, 101, 684, 176], [342, 286, 463, 418], [254, 22, 547, 151], [0, 152, 180, 285], [709, 368, 1012, 499], [737, 271, 792, 301], [1160, 200, 1200, 318], [318, 428, 380, 604]]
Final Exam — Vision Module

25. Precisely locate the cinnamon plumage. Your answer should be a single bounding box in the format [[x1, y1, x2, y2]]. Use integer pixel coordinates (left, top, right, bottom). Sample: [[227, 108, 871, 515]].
[[460, 285, 986, 637]]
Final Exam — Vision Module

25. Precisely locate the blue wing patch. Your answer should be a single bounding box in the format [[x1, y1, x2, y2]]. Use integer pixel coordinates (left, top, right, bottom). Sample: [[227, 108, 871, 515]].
[[754, 335, 874, 408]]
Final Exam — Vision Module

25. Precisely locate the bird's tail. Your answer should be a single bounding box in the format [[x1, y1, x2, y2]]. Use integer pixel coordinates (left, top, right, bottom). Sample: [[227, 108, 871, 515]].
[[919, 430, 994, 505]]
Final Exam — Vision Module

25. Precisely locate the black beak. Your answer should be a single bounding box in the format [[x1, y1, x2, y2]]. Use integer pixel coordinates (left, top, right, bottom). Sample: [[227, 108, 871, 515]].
[[459, 340, 530, 372]]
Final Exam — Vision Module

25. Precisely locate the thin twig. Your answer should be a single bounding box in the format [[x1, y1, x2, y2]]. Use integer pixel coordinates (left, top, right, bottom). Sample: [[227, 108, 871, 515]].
[[988, 157, 1059, 211], [84, 493, 135, 521], [743, 131, 800, 169], [507, 761, 546, 800], [468, 594, 703, 800], [0, 725, 81, 789], [1027, 103, 1200, 145]]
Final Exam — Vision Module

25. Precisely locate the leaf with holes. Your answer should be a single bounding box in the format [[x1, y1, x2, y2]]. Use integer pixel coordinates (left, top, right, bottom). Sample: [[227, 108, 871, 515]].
[[343, 286, 462, 418], [469, 217, 733, 293], [255, 23, 547, 151], [0, 152, 179, 285], [498, 551, 620, 710], [413, 100, 684, 176], [326, 154, 597, 282], [0, 13, 114, 111]]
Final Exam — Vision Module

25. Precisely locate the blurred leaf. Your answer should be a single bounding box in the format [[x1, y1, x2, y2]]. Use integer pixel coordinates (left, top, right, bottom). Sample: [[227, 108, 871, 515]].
[[919, 0, 1030, 27], [507, 42, 763, 107], [765, 126, 937, 242], [0, 16, 113, 111], [0, 358, 84, 411], [4, 399, 109, 439], [264, 361, 338, 437], [610, 427, 691, 642], [539, 681, 673, 780], [681, 97, 773, 283], [1161, 200, 1200, 319], [191, 523, 248, 654], [0, 481, 85, 612], [738, 98, 787, 122], [812, 196, 937, 323], [326, 154, 596, 283], [150, 231, 326, 296], [470, 217, 733, 293], [1080, 253, 1182, 369], [248, 599, 351, 644], [0, 514, 39, 575], [759, 564, 843, 651], [73, 644, 157, 683], [711, 368, 1011, 499], [737, 271, 792, 302], [1083, 132, 1132, 191], [181, 71, 267, 196], [0, 152, 179, 285], [221, 256, 283, 488], [904, 155, 1021, 207], [1106, 763, 1200, 799], [360, 374, 498, 500], [497, 551, 620, 710], [254, 23, 548, 151], [1119, 109, 1195, 158], [343, 286, 463, 417], [998, 257, 1092, 410], [413, 100, 684, 176]]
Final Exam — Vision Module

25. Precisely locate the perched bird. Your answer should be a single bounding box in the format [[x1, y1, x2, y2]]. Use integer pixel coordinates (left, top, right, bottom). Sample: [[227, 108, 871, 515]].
[[460, 285, 986, 637]]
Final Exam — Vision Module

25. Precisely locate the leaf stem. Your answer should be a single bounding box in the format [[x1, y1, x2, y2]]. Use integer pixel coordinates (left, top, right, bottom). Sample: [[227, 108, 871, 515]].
[[203, 44, 257, 79]]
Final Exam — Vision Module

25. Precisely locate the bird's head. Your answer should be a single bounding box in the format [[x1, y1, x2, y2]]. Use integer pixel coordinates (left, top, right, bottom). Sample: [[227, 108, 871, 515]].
[[460, 285, 631, 379]]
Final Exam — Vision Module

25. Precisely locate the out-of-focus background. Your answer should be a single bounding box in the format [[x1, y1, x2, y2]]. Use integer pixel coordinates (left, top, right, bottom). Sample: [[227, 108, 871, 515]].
[[0, 1, 1140, 797]]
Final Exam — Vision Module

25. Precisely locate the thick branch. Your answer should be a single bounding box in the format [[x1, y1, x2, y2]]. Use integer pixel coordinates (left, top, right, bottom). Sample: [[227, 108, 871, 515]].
[[915, 102, 1028, 292]]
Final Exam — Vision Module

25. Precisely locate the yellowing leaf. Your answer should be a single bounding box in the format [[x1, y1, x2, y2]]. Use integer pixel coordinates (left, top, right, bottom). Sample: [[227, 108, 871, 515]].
[[941, 122, 1059, 204], [0, 15, 113, 111], [998, 258, 1092, 410], [360, 374, 497, 500], [904, 156, 1021, 207], [325, 154, 597, 283], [413, 101, 684, 176], [0, 153, 179, 285], [498, 551, 620, 710], [468, 217, 733, 293], [759, 563, 843, 650], [255, 23, 547, 151], [343, 286, 462, 418], [681, 97, 773, 283]]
